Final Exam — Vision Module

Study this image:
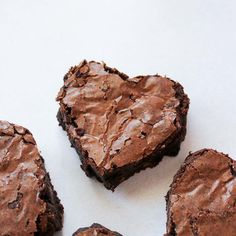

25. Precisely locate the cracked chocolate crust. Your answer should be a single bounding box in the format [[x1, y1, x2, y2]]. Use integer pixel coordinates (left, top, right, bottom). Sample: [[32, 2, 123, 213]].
[[165, 149, 236, 236], [56, 60, 189, 190], [72, 223, 122, 236], [0, 121, 63, 235]]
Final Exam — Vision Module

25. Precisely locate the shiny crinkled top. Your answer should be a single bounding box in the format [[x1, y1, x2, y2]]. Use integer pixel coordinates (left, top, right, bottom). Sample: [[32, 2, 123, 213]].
[[57, 60, 181, 171], [0, 121, 47, 235], [166, 149, 236, 236]]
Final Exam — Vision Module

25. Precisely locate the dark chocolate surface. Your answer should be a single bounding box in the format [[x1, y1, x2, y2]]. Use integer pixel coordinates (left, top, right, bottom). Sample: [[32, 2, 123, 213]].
[[0, 120, 63, 235], [57, 60, 189, 190], [72, 223, 122, 236], [166, 149, 236, 236]]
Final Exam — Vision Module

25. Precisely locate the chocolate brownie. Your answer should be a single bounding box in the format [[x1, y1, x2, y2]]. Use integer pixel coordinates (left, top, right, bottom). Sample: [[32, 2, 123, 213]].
[[72, 223, 122, 236], [166, 149, 236, 235], [0, 121, 63, 235], [56, 60, 189, 190]]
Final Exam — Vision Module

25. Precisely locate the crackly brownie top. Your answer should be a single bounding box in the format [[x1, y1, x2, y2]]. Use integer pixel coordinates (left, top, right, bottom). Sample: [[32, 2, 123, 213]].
[[166, 149, 236, 235], [73, 223, 122, 236], [0, 121, 47, 235], [57, 60, 182, 171]]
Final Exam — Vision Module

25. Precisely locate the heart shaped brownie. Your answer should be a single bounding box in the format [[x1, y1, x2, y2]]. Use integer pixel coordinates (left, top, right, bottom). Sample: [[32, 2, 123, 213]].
[[0, 121, 63, 235], [56, 60, 189, 190], [166, 149, 236, 235]]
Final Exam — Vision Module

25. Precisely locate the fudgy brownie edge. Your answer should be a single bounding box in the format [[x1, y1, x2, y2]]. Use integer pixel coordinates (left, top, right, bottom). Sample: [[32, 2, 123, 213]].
[[36, 165, 64, 235]]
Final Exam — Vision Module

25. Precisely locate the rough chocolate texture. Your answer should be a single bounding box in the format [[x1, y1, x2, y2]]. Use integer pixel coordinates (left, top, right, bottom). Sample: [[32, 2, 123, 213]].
[[56, 60, 189, 190], [166, 149, 236, 236], [72, 223, 122, 236], [0, 121, 63, 235]]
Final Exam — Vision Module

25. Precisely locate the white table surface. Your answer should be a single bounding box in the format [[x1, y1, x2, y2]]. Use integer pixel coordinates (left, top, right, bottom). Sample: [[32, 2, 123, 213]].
[[1, 1, 236, 235]]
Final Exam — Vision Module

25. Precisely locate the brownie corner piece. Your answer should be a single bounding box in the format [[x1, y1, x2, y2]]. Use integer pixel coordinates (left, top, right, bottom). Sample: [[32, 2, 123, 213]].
[[72, 223, 122, 236], [56, 60, 189, 190], [166, 148, 236, 235], [0, 120, 63, 235]]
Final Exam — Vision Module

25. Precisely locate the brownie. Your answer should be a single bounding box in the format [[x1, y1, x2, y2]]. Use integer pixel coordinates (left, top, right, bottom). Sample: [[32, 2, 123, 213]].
[[0, 120, 63, 235], [72, 223, 122, 236], [166, 149, 236, 235], [56, 60, 189, 190]]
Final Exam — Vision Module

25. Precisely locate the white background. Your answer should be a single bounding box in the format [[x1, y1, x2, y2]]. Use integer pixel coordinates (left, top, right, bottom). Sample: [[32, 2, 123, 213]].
[[0, 1, 236, 235]]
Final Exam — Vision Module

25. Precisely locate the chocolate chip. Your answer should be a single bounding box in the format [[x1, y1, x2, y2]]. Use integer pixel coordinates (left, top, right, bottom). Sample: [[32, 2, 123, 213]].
[[8, 192, 23, 209], [76, 128, 85, 136], [129, 94, 135, 101], [141, 131, 147, 136], [140, 131, 147, 139]]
